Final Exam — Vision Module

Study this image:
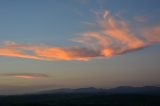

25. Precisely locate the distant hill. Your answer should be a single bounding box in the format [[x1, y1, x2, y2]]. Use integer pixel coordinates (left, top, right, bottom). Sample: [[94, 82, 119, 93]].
[[1, 86, 160, 106], [37, 86, 160, 95]]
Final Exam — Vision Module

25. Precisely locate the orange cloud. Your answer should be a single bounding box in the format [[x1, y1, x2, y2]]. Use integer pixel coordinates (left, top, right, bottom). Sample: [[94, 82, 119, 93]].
[[142, 26, 160, 43], [1, 73, 49, 79], [0, 10, 160, 61], [0, 41, 100, 61], [73, 10, 159, 57]]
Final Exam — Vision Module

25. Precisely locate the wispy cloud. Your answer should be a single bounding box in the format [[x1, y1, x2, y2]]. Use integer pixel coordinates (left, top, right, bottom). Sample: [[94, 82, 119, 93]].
[[0, 41, 99, 61], [0, 10, 160, 61], [134, 16, 147, 22], [1, 73, 49, 79]]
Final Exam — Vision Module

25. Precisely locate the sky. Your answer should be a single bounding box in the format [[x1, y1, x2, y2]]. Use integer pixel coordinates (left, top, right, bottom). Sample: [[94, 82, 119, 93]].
[[0, 0, 160, 95]]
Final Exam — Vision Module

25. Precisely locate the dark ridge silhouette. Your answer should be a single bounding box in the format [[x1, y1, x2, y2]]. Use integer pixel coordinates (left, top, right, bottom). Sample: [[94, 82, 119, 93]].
[[0, 86, 160, 106], [36, 86, 160, 95]]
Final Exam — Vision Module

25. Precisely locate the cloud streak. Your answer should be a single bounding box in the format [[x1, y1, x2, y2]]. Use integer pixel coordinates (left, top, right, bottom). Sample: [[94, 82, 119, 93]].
[[0, 10, 160, 61], [1, 73, 49, 79]]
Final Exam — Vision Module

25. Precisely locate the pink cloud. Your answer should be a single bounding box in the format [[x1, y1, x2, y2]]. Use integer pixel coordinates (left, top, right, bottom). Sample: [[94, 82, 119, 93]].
[[1, 73, 49, 79], [0, 10, 159, 61]]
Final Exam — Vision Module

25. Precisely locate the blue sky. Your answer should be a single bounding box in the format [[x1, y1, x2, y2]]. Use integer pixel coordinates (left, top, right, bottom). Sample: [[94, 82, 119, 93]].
[[0, 0, 160, 43], [0, 0, 160, 95]]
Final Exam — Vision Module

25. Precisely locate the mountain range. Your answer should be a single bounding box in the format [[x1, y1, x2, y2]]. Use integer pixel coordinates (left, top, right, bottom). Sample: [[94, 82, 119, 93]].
[[37, 86, 160, 95]]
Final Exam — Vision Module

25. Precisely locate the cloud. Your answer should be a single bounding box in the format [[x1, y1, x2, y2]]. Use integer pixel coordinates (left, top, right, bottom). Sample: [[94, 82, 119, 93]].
[[1, 73, 49, 79], [134, 16, 147, 22], [142, 26, 160, 43], [0, 41, 99, 61], [72, 10, 159, 57], [0, 10, 160, 61]]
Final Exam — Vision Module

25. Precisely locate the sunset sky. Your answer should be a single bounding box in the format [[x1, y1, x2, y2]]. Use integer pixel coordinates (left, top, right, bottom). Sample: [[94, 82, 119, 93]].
[[0, 0, 160, 95]]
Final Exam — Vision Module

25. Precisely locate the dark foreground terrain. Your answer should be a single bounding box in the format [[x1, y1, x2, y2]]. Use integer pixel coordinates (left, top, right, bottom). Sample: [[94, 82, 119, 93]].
[[0, 93, 160, 106]]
